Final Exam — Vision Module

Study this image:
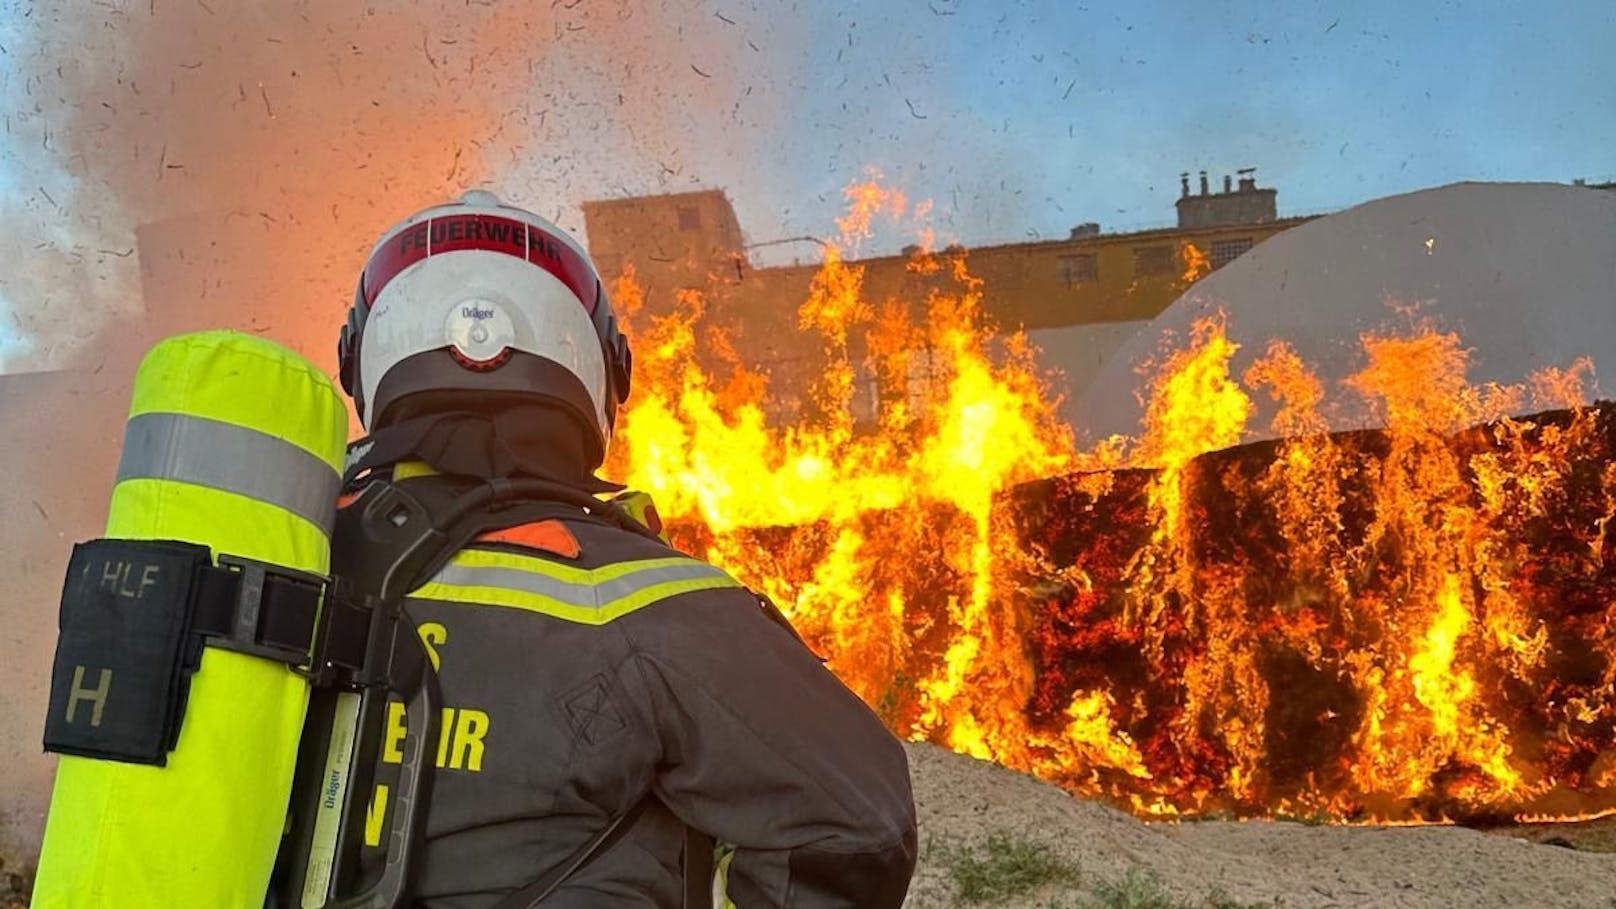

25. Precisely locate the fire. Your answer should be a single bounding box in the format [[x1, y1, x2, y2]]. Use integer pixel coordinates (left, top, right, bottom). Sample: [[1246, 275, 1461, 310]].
[[1179, 241, 1212, 284], [606, 179, 1616, 825], [609, 179, 1080, 766]]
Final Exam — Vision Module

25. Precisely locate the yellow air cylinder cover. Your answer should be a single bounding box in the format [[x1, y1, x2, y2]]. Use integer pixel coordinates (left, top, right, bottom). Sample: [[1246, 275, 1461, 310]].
[[32, 332, 348, 909]]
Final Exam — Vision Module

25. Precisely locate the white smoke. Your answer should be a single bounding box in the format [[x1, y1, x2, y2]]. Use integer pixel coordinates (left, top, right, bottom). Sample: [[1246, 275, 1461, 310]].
[[0, 0, 812, 860]]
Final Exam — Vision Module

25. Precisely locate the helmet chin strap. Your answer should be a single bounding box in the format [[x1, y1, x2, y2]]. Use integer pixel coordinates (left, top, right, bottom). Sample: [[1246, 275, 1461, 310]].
[[338, 275, 371, 425]]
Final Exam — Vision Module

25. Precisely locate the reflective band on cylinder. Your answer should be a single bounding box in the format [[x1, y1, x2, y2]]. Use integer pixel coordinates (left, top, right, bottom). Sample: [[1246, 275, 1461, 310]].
[[116, 411, 342, 535]]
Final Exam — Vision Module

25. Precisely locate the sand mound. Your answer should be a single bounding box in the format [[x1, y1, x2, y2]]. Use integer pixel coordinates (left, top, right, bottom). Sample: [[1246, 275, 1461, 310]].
[[6, 743, 1613, 906], [905, 742, 1616, 908]]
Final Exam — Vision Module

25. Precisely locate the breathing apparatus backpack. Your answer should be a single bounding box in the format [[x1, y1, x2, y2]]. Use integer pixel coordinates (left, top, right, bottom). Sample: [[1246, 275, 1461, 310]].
[[33, 331, 715, 908]]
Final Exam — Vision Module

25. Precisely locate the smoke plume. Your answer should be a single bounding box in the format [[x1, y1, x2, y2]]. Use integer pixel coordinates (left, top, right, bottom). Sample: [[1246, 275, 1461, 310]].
[[0, 0, 787, 858]]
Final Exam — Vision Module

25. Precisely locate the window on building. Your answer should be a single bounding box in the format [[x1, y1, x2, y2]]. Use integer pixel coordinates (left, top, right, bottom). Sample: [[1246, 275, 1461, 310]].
[[1058, 253, 1098, 286], [851, 362, 881, 426], [676, 205, 702, 231], [1210, 237, 1254, 269], [1133, 245, 1174, 277], [906, 348, 936, 413]]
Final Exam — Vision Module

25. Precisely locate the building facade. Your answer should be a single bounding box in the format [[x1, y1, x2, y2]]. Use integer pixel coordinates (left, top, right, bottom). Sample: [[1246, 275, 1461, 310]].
[[582, 173, 1316, 423]]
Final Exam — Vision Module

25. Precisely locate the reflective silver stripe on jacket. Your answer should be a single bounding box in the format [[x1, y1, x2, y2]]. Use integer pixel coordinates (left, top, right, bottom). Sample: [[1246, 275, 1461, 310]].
[[117, 411, 341, 535], [430, 559, 733, 612]]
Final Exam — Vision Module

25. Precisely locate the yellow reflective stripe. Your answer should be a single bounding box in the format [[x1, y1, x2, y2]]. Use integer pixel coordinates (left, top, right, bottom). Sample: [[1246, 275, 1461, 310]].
[[433, 557, 728, 604], [412, 558, 742, 625], [445, 548, 701, 585], [392, 460, 438, 480], [412, 574, 739, 624], [126, 331, 348, 473]]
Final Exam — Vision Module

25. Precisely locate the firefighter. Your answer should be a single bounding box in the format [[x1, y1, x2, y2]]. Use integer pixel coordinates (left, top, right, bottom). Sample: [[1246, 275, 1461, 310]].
[[336, 190, 918, 908]]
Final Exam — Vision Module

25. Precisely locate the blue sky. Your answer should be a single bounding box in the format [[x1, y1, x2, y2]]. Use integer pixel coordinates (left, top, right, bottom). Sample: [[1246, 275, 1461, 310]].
[[716, 0, 1613, 251], [1, 0, 1611, 367]]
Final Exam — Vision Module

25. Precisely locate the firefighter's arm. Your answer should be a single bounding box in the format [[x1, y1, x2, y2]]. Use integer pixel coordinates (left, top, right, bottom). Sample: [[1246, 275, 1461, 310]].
[[626, 590, 918, 909]]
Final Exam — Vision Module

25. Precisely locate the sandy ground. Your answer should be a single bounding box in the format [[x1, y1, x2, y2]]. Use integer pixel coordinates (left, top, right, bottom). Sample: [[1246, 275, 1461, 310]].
[[6, 743, 1616, 907], [904, 742, 1616, 909]]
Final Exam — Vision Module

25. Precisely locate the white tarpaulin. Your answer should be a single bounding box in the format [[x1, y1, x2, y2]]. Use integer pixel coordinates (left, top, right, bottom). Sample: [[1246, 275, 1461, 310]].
[[1064, 182, 1616, 444]]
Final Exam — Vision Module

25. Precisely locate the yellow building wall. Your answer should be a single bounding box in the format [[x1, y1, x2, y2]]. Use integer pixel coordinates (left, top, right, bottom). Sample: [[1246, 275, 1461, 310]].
[[581, 189, 1314, 423]]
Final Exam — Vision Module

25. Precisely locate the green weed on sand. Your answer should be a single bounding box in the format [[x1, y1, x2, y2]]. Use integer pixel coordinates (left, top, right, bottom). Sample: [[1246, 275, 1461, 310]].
[[929, 832, 1083, 903], [928, 834, 1275, 909]]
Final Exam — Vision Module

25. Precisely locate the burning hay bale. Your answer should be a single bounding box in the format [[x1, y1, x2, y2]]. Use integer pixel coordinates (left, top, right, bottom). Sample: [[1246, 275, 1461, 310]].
[[671, 402, 1616, 826], [1012, 402, 1616, 822]]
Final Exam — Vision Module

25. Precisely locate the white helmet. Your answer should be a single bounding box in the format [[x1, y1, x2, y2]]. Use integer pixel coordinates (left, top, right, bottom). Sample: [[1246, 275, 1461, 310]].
[[338, 190, 632, 464]]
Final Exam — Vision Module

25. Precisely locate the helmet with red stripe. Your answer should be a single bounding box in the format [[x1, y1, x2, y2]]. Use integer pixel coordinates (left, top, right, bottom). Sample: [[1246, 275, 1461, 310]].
[[338, 190, 632, 465]]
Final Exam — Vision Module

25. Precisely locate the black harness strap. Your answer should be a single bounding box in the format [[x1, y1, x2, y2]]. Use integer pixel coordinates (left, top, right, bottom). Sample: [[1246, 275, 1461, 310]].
[[189, 556, 327, 665], [681, 828, 716, 909], [486, 797, 653, 909], [485, 799, 715, 909]]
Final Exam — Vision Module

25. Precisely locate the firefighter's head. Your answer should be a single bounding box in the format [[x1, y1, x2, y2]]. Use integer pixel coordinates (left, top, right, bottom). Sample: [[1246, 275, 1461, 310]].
[[338, 190, 631, 468]]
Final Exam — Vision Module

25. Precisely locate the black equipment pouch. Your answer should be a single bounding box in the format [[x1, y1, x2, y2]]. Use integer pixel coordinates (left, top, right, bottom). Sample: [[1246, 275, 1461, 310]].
[[43, 538, 326, 767]]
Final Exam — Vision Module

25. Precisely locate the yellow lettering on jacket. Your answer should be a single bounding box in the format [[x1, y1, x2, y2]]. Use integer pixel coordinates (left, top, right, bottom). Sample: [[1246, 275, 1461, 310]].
[[365, 783, 390, 848], [449, 708, 490, 771], [382, 700, 407, 764], [379, 704, 492, 773], [435, 706, 452, 768], [417, 622, 448, 672]]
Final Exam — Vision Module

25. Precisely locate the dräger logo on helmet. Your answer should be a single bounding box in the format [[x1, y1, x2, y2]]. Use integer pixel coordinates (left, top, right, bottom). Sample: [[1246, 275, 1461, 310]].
[[444, 298, 517, 363]]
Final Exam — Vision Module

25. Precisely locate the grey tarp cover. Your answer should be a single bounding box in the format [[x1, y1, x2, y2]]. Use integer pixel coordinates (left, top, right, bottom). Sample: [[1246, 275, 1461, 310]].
[[1065, 182, 1616, 444]]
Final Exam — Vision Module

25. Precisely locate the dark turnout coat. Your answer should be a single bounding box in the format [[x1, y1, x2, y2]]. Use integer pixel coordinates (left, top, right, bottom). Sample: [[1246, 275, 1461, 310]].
[[360, 477, 918, 908]]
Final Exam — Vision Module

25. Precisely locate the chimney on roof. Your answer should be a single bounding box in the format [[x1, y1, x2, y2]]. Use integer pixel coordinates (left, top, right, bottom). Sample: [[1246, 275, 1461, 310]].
[[1223, 174, 1233, 194], [1176, 166, 1278, 229], [1180, 173, 1191, 198], [1069, 222, 1100, 239]]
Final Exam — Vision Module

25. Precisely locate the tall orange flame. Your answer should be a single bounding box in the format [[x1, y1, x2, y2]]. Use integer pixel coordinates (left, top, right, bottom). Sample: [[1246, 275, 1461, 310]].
[[606, 180, 1616, 824], [1179, 241, 1213, 284], [609, 181, 1079, 767]]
